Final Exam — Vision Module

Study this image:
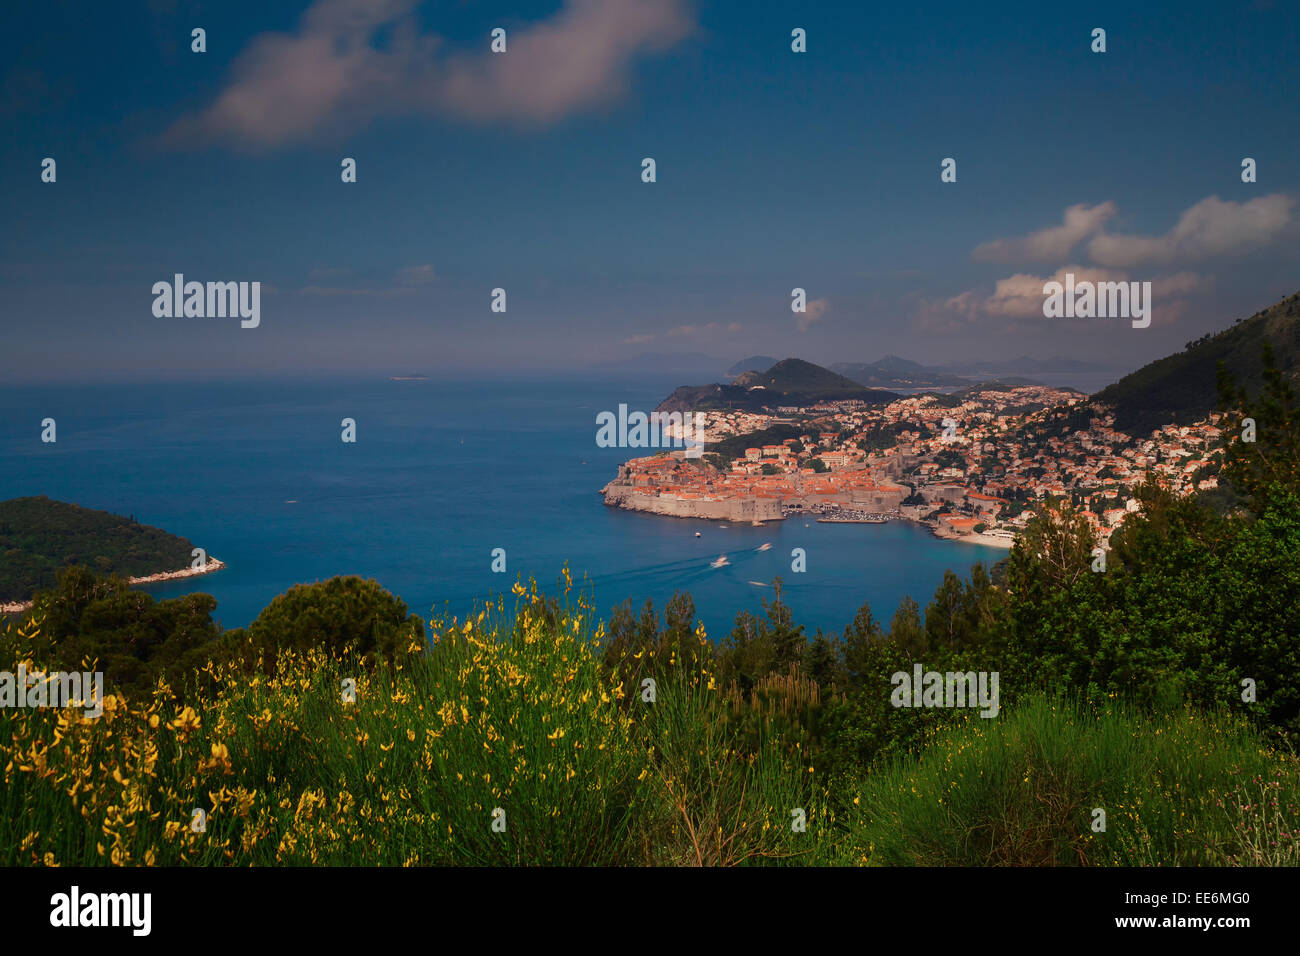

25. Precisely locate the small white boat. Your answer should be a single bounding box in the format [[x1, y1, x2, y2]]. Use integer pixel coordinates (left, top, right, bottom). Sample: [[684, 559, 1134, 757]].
[[757, 542, 772, 551], [695, 531, 701, 537], [710, 554, 730, 568]]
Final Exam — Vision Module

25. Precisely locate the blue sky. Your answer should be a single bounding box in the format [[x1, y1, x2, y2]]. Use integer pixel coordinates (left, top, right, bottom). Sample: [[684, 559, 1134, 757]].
[[2, 0, 1297, 382]]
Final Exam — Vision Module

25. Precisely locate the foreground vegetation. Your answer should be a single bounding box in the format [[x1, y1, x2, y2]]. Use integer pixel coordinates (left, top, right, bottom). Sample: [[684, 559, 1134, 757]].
[[845, 697, 1300, 867], [1, 581, 826, 866], [3, 583, 1297, 867]]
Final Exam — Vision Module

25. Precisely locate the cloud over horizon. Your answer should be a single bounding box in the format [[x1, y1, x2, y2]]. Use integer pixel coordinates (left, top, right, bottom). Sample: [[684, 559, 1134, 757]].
[[923, 267, 1213, 331], [974, 195, 1295, 270], [796, 297, 829, 332], [924, 193, 1293, 333], [1087, 194, 1295, 267]]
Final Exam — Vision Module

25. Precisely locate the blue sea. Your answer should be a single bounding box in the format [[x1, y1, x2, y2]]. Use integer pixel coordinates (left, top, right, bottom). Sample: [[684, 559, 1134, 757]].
[[0, 377, 1003, 640]]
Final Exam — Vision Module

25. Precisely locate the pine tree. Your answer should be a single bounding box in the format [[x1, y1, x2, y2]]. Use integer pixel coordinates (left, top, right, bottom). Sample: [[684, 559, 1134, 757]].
[[842, 600, 883, 686], [1217, 342, 1300, 508], [888, 595, 926, 658]]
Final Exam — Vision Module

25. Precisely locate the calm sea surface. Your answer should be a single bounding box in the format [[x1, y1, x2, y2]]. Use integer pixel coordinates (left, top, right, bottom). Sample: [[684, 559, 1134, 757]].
[[0, 376, 1003, 638]]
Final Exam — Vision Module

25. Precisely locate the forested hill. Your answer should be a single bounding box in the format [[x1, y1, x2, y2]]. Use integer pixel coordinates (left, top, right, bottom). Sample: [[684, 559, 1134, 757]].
[[0, 496, 197, 602], [1092, 290, 1300, 436], [656, 358, 899, 413]]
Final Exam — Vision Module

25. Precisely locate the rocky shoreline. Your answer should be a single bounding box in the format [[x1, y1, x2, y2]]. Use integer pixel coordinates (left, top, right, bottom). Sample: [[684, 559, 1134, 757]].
[[926, 525, 1015, 549], [603, 485, 1017, 548], [601, 482, 784, 522], [0, 556, 226, 615]]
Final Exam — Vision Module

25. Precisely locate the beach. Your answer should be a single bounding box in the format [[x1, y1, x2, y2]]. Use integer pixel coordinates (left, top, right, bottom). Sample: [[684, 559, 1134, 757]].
[[928, 525, 1016, 549]]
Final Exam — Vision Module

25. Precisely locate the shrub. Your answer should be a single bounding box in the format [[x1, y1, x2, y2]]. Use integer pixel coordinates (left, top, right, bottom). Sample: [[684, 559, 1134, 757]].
[[0, 579, 821, 867], [836, 695, 1300, 866]]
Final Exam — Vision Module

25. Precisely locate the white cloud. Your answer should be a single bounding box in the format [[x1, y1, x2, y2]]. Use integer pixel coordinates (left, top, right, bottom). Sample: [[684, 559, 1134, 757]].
[[396, 264, 436, 285], [971, 195, 1294, 271], [1087, 194, 1294, 267], [981, 266, 1127, 318], [1151, 272, 1215, 297], [973, 202, 1116, 263], [161, 0, 695, 148], [796, 298, 829, 332], [928, 267, 1212, 326]]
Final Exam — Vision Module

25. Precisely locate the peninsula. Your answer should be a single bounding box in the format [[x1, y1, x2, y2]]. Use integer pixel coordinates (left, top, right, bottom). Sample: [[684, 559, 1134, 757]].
[[0, 496, 224, 610]]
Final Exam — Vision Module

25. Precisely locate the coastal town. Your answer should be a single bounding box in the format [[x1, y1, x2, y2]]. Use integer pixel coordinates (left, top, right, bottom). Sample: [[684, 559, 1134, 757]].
[[601, 383, 1229, 550]]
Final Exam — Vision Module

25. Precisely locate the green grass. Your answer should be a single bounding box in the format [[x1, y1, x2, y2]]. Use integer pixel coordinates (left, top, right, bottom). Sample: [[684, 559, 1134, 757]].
[[833, 695, 1300, 866]]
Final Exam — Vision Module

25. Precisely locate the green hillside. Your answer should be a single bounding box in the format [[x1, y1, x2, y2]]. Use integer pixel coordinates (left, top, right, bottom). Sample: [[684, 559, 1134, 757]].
[[1093, 291, 1300, 435], [0, 496, 198, 602], [733, 358, 869, 393]]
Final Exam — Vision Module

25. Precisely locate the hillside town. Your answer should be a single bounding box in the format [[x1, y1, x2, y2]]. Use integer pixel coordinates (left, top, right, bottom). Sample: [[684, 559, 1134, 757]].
[[601, 384, 1230, 549]]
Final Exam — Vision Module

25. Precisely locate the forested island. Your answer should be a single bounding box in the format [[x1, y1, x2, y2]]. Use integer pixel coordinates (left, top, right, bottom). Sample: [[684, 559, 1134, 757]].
[[0, 496, 214, 604]]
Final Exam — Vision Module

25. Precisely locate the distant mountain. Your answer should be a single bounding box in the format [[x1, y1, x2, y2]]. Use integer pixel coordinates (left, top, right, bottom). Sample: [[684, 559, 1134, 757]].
[[734, 358, 871, 392], [656, 358, 899, 413], [871, 355, 925, 372], [831, 357, 973, 389], [727, 355, 779, 376], [981, 376, 1051, 388], [951, 377, 1060, 395], [936, 355, 1119, 377], [1092, 291, 1300, 435]]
